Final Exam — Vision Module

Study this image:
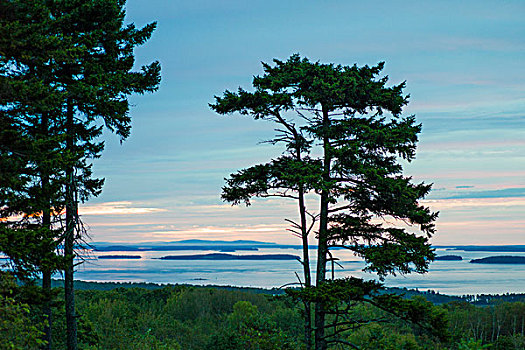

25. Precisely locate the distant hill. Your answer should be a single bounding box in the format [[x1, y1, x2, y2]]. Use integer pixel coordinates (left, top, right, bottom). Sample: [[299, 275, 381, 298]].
[[92, 239, 304, 252], [470, 256, 525, 264], [93, 245, 260, 252], [171, 239, 277, 245], [93, 239, 278, 247], [157, 253, 299, 260]]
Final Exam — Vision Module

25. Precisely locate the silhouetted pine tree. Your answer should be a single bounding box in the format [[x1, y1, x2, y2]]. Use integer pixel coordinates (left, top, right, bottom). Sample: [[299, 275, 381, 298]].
[[211, 54, 443, 350]]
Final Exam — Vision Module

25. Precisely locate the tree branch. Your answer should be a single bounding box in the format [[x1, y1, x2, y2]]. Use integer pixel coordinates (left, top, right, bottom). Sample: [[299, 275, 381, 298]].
[[285, 218, 301, 229], [327, 204, 354, 213], [260, 193, 299, 200]]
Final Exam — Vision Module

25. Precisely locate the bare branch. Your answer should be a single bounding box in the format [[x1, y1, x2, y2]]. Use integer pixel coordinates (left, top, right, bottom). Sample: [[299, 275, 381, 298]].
[[296, 107, 322, 113], [306, 211, 318, 235], [328, 250, 336, 280], [334, 261, 344, 269], [278, 282, 303, 289], [285, 218, 301, 229], [328, 204, 354, 213], [295, 109, 314, 123], [286, 228, 302, 236], [274, 128, 294, 136], [260, 193, 299, 200], [294, 271, 304, 288], [271, 111, 298, 136]]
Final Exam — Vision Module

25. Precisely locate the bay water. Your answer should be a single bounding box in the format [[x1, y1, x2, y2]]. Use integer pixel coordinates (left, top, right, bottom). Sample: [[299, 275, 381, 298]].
[[69, 248, 525, 296]]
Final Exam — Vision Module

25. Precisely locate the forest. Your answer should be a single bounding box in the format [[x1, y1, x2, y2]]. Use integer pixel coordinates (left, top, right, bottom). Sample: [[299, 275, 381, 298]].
[[4, 275, 525, 350]]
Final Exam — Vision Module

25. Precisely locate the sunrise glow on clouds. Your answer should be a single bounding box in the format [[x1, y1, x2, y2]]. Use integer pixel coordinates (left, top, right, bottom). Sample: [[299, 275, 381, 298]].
[[82, 186, 525, 245], [79, 201, 166, 216], [79, 0, 524, 246]]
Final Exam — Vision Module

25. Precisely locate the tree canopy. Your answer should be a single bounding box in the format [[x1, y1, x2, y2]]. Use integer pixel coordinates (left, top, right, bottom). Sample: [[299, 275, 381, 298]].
[[211, 54, 440, 350]]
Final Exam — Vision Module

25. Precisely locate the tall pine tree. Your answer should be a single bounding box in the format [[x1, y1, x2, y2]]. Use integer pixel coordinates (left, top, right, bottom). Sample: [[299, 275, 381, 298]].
[[211, 54, 442, 350], [1, 2, 68, 347], [1, 1, 161, 348]]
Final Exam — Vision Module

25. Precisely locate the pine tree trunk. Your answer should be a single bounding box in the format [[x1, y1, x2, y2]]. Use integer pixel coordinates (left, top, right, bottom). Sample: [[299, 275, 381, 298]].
[[273, 113, 313, 349], [296, 143, 312, 350], [314, 107, 331, 350], [299, 186, 312, 350], [298, 189, 312, 350], [40, 112, 52, 350], [65, 100, 78, 350], [42, 269, 52, 350], [314, 198, 328, 350], [42, 204, 52, 350]]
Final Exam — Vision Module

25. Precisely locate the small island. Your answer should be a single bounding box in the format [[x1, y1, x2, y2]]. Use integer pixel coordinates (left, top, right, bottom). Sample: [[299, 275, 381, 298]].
[[470, 256, 525, 264], [157, 253, 299, 260], [98, 255, 142, 259], [435, 255, 463, 261]]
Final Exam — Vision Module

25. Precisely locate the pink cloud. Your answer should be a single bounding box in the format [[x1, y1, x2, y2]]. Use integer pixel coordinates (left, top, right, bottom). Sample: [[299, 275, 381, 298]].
[[79, 201, 166, 216]]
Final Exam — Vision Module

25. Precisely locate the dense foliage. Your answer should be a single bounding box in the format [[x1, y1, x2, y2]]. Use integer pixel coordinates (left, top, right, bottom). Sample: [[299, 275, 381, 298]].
[[0, 272, 47, 350], [4, 276, 525, 350]]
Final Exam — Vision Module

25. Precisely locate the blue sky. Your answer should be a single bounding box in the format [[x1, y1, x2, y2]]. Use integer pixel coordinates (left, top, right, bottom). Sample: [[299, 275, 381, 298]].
[[81, 0, 524, 245]]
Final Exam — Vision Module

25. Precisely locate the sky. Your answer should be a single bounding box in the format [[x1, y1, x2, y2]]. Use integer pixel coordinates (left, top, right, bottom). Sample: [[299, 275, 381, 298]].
[[80, 0, 524, 245]]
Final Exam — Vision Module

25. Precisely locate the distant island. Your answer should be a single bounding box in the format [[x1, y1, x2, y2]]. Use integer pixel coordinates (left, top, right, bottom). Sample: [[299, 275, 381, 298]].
[[435, 255, 462, 261], [470, 256, 525, 264], [157, 253, 299, 261], [98, 255, 141, 259], [440, 245, 525, 253], [92, 241, 525, 255]]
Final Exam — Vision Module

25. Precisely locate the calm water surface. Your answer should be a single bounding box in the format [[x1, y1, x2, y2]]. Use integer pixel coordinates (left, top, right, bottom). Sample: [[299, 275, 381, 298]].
[[71, 248, 525, 296]]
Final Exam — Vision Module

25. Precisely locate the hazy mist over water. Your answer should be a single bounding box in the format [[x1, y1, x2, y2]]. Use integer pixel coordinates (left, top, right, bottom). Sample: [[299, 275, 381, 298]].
[[69, 248, 525, 296]]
